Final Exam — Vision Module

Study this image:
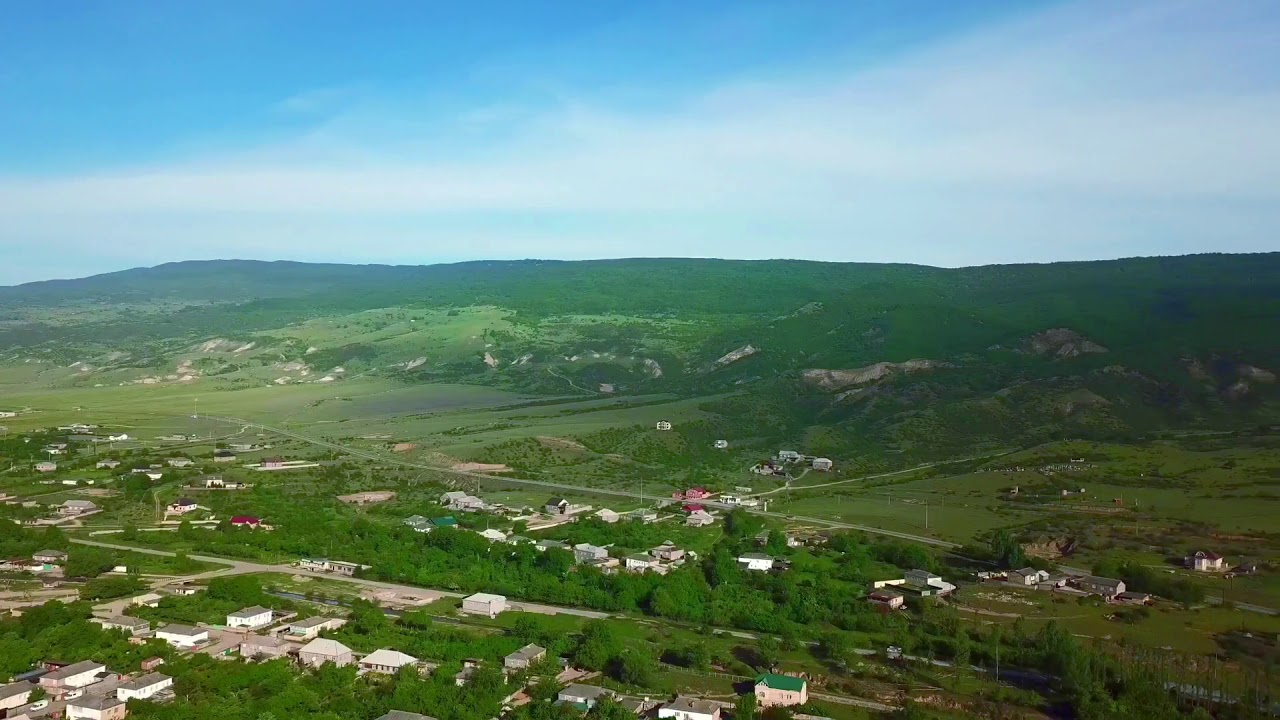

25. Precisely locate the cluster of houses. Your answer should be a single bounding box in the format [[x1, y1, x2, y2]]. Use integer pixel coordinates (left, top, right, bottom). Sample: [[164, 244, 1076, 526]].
[[868, 570, 958, 610], [0, 660, 173, 720], [554, 673, 808, 719], [0, 549, 68, 575], [752, 450, 833, 477], [973, 569, 1152, 604]]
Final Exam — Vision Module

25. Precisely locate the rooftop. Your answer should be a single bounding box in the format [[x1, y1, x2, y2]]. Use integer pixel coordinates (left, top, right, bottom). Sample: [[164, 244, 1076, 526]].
[[117, 672, 171, 692], [464, 592, 505, 603], [228, 605, 271, 619], [756, 673, 806, 692], [291, 616, 336, 629], [300, 638, 352, 657], [665, 696, 719, 715], [561, 684, 613, 700], [507, 643, 545, 661], [69, 695, 125, 711], [44, 660, 106, 681], [159, 624, 205, 637], [377, 712, 438, 720], [362, 648, 419, 668], [0, 682, 34, 701]]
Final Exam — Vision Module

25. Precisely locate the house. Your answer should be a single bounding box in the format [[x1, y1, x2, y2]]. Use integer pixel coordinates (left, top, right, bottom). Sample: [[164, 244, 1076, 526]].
[[240, 635, 291, 660], [754, 674, 808, 707], [506, 535, 533, 546], [360, 649, 419, 674], [44, 446, 65, 456], [655, 421, 672, 431], [629, 509, 658, 524], [713, 440, 729, 449], [868, 589, 905, 610], [1074, 575, 1126, 599], [157, 624, 208, 648], [229, 515, 262, 528], [96, 460, 120, 469], [685, 487, 711, 500], [298, 558, 331, 572], [145, 471, 165, 481], [260, 457, 286, 469], [1117, 591, 1153, 605], [168, 498, 198, 515], [625, 554, 658, 573], [460, 593, 507, 617], [167, 458, 193, 468], [39, 661, 107, 692], [35, 462, 57, 472], [738, 553, 775, 572], [403, 515, 432, 533], [203, 475, 227, 488], [650, 542, 686, 563], [1009, 568, 1043, 586], [59, 499, 98, 516], [441, 491, 485, 511], [140, 657, 165, 672], [535, 539, 568, 552], [594, 508, 620, 524], [0, 682, 35, 711], [558, 684, 615, 710], [901, 569, 956, 597], [66, 694, 127, 720], [811, 457, 833, 471], [95, 616, 151, 635], [169, 583, 202, 596], [659, 696, 721, 720], [545, 498, 570, 515], [33, 549, 67, 564], [429, 516, 458, 530], [226, 606, 273, 629], [377, 713, 438, 720], [328, 560, 361, 576], [212, 451, 237, 463], [477, 528, 507, 543], [129, 593, 164, 608], [686, 510, 715, 527], [298, 638, 354, 668], [573, 543, 609, 563], [776, 450, 802, 462], [288, 616, 346, 639], [115, 672, 173, 701], [1186, 551, 1226, 572], [504, 643, 546, 670]]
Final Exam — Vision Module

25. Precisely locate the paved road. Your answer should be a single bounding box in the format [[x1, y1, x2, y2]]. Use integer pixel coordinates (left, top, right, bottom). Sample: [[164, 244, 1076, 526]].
[[70, 538, 610, 619], [199, 414, 962, 548]]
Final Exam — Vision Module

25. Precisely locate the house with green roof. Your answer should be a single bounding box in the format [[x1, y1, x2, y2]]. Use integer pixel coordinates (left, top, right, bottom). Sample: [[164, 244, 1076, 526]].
[[754, 673, 807, 707]]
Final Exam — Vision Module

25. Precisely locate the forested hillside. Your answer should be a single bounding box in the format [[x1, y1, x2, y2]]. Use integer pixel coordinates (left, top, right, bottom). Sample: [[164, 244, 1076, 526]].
[[2, 254, 1278, 462]]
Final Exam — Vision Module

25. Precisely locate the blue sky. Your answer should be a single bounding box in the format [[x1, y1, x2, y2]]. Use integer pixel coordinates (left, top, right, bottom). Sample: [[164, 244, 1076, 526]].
[[1, 0, 1277, 284]]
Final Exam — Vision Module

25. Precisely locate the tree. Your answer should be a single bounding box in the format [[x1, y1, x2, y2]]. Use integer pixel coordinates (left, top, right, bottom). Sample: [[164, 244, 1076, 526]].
[[614, 649, 655, 687], [574, 621, 622, 672], [735, 692, 758, 720], [989, 529, 1025, 570], [756, 636, 781, 671]]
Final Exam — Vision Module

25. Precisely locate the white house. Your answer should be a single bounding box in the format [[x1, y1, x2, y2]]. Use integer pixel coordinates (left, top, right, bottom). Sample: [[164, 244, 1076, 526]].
[[558, 684, 615, 710], [1009, 568, 1044, 586], [477, 528, 507, 543], [96, 460, 120, 469], [66, 694, 127, 720], [39, 661, 107, 692], [167, 458, 193, 468], [686, 510, 715, 527], [625, 554, 658, 573], [95, 616, 151, 635], [655, 421, 672, 431], [659, 696, 721, 720], [115, 672, 173, 702], [35, 461, 57, 472], [60, 499, 98, 516], [1187, 551, 1226, 572], [901, 569, 956, 597], [811, 457, 833, 471], [544, 498, 570, 515], [737, 553, 775, 572], [157, 624, 208, 648], [713, 440, 729, 449], [594, 508, 620, 524], [226, 606, 273, 629], [776, 450, 802, 462], [168, 498, 198, 515], [360, 648, 419, 674], [460, 593, 507, 617], [299, 638, 354, 667], [441, 491, 485, 511], [573, 543, 609, 563], [504, 643, 546, 670], [0, 682, 35, 711], [288, 616, 346, 639]]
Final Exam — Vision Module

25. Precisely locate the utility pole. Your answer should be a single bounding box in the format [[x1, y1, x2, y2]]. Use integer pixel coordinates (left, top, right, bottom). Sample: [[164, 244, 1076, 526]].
[[925, 499, 929, 530]]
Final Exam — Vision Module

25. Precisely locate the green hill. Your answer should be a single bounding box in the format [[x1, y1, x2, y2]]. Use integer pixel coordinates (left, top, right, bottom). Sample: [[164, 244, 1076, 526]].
[[2, 254, 1278, 462]]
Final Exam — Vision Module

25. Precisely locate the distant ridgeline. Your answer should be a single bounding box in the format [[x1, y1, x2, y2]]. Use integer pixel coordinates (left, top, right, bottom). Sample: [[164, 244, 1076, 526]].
[[1, 254, 1277, 458]]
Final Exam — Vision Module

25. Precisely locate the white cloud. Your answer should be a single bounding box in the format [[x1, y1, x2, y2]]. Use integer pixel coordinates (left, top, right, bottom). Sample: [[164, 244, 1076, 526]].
[[1, 0, 1277, 282]]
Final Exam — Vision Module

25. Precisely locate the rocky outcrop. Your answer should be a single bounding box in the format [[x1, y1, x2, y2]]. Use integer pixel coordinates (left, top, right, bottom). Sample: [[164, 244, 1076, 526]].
[[804, 359, 942, 390], [1024, 328, 1108, 357], [1240, 364, 1276, 382], [713, 344, 758, 368]]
